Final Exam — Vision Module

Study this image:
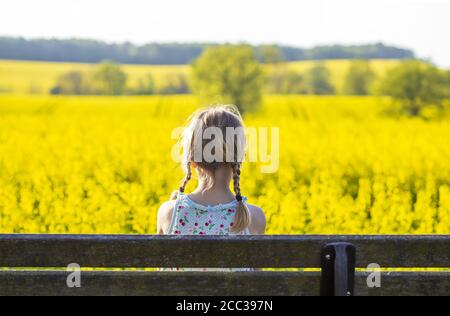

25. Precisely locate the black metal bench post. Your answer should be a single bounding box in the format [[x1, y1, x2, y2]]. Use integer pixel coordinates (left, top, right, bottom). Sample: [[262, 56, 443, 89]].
[[320, 242, 356, 296]]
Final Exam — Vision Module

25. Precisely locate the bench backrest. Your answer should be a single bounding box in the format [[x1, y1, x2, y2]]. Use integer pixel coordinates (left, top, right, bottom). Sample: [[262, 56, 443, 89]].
[[0, 234, 448, 295]]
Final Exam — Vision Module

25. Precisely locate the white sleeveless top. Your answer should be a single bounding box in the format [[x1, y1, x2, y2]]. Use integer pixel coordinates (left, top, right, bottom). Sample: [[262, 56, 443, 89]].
[[163, 192, 251, 271]]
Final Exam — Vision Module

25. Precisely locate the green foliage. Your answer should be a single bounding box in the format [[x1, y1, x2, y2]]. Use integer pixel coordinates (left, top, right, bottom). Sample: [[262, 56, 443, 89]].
[[159, 73, 190, 94], [92, 61, 127, 95], [51, 61, 128, 95], [379, 60, 448, 116], [343, 60, 375, 95], [191, 45, 264, 113], [133, 73, 156, 95], [263, 47, 306, 94], [50, 71, 87, 95], [444, 70, 450, 98], [306, 63, 335, 95], [259, 45, 285, 64], [266, 68, 307, 94], [304, 43, 414, 60]]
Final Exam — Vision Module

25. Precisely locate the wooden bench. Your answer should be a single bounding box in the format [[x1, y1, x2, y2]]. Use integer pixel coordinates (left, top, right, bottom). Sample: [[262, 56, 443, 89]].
[[0, 234, 448, 296]]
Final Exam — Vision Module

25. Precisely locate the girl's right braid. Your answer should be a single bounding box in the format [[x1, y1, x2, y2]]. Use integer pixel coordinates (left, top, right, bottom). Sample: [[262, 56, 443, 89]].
[[231, 162, 250, 232], [232, 163, 242, 201]]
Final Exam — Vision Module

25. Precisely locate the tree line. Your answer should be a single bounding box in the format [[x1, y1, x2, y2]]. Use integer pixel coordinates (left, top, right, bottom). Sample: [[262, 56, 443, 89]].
[[191, 45, 449, 117], [48, 58, 355, 97], [50, 62, 190, 95], [49, 44, 449, 117], [0, 36, 414, 64]]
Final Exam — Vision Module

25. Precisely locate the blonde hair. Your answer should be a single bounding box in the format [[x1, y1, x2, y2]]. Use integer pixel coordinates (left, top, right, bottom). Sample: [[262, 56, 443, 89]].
[[172, 105, 250, 232]]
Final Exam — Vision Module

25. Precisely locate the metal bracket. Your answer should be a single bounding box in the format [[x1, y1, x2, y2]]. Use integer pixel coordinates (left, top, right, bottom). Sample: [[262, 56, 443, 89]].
[[320, 242, 356, 296]]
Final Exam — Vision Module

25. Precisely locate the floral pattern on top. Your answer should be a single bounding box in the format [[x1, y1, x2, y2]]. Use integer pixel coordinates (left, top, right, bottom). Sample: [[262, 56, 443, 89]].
[[169, 193, 249, 236], [162, 192, 251, 272]]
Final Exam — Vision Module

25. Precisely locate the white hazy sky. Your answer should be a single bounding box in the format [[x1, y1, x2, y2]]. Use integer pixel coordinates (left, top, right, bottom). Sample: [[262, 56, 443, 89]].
[[1, 0, 449, 67]]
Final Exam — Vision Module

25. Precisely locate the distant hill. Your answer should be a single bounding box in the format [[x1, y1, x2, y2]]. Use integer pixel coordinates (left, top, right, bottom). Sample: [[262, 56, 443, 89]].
[[0, 37, 414, 65]]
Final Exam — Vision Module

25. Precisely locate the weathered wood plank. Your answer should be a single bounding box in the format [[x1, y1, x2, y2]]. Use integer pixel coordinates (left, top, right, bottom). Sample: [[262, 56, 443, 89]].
[[0, 234, 448, 268], [0, 271, 448, 296], [356, 272, 450, 296], [0, 271, 320, 296]]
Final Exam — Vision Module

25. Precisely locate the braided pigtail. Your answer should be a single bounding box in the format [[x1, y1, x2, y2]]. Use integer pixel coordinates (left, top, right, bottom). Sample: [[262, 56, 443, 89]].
[[230, 163, 251, 232], [170, 162, 192, 200]]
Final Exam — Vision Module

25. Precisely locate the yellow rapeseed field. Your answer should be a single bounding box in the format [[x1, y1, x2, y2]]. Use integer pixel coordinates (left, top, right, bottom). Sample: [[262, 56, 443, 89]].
[[0, 94, 449, 234]]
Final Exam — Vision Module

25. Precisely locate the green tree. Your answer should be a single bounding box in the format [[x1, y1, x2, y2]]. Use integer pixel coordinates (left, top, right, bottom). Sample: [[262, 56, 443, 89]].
[[379, 60, 447, 116], [159, 73, 190, 94], [259, 45, 285, 64], [444, 70, 450, 98], [134, 73, 156, 95], [191, 45, 264, 113], [307, 63, 335, 95], [266, 68, 306, 94], [343, 60, 375, 95], [50, 71, 86, 95], [262, 46, 303, 94], [92, 60, 127, 95]]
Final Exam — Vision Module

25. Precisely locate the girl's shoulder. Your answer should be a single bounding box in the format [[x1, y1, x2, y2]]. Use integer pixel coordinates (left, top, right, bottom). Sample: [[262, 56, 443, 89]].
[[247, 203, 266, 235], [157, 192, 191, 233], [157, 200, 176, 234]]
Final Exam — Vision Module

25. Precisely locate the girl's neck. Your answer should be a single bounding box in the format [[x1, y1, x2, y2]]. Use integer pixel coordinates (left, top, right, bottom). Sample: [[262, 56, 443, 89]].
[[190, 172, 235, 205], [189, 187, 235, 206]]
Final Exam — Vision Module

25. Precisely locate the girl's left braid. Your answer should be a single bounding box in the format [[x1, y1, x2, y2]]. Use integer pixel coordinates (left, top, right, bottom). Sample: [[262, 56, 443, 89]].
[[179, 162, 192, 193]]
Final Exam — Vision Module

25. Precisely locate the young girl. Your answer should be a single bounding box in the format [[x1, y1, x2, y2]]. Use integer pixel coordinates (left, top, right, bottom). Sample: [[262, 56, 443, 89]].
[[157, 105, 265, 269]]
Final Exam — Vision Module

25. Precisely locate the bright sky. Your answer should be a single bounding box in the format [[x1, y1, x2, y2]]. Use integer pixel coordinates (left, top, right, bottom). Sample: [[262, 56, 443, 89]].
[[1, 0, 449, 67]]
